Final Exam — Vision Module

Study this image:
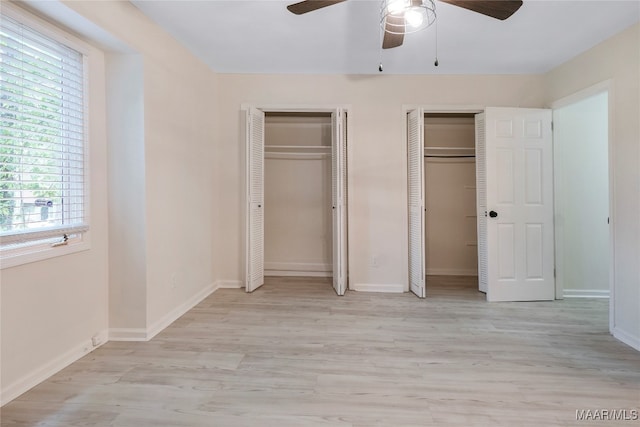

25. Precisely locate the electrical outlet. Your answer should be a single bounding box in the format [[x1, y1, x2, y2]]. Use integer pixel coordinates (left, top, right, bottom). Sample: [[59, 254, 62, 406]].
[[371, 255, 379, 268]]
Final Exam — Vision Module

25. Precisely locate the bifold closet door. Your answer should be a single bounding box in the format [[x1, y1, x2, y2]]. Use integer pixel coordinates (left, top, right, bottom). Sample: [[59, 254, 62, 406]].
[[475, 113, 488, 293], [332, 108, 347, 296], [407, 109, 426, 298], [478, 107, 554, 302], [246, 107, 265, 292]]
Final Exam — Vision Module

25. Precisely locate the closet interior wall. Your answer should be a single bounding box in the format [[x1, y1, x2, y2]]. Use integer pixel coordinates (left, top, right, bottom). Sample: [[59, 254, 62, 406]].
[[424, 114, 479, 277], [264, 113, 333, 277]]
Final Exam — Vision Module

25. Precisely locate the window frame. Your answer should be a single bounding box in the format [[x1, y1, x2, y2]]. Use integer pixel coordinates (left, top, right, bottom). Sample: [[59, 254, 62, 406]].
[[1, 3, 92, 269]]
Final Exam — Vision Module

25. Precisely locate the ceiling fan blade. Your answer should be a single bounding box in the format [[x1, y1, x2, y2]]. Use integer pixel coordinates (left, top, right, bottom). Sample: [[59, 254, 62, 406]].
[[382, 15, 405, 49], [440, 0, 523, 20], [287, 0, 347, 15]]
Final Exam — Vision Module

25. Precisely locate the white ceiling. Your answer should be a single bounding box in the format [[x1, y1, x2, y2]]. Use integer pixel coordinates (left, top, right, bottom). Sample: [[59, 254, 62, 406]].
[[130, 0, 640, 75]]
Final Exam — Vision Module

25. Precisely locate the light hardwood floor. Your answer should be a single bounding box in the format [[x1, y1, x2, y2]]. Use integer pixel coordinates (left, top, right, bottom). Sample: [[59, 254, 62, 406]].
[[2, 276, 639, 426]]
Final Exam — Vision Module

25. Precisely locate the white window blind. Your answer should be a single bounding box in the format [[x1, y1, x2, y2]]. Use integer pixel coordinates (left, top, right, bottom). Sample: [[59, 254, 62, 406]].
[[0, 13, 87, 249]]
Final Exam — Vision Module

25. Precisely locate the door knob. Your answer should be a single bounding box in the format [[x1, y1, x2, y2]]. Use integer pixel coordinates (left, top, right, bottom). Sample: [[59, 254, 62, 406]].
[[489, 210, 498, 218]]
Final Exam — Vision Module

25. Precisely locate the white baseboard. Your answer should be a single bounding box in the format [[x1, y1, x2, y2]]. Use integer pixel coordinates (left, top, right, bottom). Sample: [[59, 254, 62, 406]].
[[613, 327, 640, 352], [1, 329, 108, 406], [146, 282, 217, 340], [265, 270, 332, 277], [265, 262, 332, 278], [108, 328, 148, 341], [265, 262, 331, 272], [563, 289, 610, 299], [110, 282, 219, 342], [352, 283, 405, 293], [426, 268, 478, 276], [217, 280, 244, 289]]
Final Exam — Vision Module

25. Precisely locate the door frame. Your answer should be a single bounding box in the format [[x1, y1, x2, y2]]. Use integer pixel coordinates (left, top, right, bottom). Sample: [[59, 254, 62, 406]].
[[241, 103, 352, 292], [550, 80, 615, 333], [402, 105, 484, 295]]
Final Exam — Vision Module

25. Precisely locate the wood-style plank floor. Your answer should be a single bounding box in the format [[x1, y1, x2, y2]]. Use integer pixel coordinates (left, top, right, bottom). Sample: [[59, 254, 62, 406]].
[[2, 276, 639, 426]]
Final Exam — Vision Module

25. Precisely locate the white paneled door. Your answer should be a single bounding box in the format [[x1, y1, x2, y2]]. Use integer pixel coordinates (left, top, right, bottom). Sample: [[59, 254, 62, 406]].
[[479, 107, 555, 302], [246, 107, 265, 292], [332, 109, 348, 296], [407, 109, 426, 298]]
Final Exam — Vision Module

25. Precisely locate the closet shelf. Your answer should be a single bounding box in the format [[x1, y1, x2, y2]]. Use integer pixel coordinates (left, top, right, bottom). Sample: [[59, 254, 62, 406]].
[[266, 145, 331, 150]]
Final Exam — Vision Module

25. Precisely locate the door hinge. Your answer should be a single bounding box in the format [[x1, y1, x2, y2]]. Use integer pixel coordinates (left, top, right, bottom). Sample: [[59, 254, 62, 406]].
[[553, 268, 556, 278], [551, 121, 554, 131]]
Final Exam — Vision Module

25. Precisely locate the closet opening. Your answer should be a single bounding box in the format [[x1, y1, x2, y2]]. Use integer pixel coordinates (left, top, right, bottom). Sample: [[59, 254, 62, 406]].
[[423, 113, 479, 297], [245, 107, 349, 295], [264, 112, 333, 279]]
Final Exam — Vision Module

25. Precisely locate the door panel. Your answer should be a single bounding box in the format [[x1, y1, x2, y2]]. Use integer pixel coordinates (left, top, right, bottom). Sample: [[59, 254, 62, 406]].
[[246, 108, 265, 292], [407, 109, 425, 298], [332, 108, 347, 296], [484, 107, 554, 302]]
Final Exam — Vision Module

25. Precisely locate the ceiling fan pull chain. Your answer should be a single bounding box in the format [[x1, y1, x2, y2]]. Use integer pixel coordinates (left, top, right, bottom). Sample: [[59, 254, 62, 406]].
[[434, 17, 439, 67]]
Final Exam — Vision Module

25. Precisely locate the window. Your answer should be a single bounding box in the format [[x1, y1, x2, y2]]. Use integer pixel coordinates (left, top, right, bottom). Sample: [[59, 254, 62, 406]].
[[1, 7, 89, 267]]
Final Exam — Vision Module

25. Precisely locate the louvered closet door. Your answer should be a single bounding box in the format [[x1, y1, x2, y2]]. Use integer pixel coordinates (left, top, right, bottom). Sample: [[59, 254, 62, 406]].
[[407, 109, 426, 298], [332, 109, 347, 296], [475, 113, 488, 293], [246, 108, 265, 292]]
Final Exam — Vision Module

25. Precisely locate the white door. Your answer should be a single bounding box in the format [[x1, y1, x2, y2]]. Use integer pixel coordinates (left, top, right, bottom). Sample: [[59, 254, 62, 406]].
[[407, 109, 426, 298], [332, 109, 348, 295], [246, 107, 265, 292], [480, 107, 555, 302]]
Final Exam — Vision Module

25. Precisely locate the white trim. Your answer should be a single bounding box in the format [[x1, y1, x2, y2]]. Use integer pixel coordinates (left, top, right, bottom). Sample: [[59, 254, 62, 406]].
[[109, 282, 219, 342], [146, 282, 217, 340], [426, 269, 478, 276], [352, 283, 405, 293], [550, 80, 613, 110], [563, 289, 610, 299], [265, 262, 332, 277], [265, 262, 331, 272], [0, 330, 108, 406], [241, 103, 352, 113], [108, 328, 148, 342], [266, 270, 332, 278], [217, 280, 244, 289], [612, 327, 640, 352]]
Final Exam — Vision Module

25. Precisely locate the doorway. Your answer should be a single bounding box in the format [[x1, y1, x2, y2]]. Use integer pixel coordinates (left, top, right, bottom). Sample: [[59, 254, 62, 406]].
[[552, 89, 611, 303], [245, 107, 349, 295], [408, 107, 556, 301]]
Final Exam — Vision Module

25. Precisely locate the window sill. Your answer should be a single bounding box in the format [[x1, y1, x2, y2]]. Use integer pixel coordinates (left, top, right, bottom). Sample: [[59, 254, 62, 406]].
[[1, 236, 90, 269]]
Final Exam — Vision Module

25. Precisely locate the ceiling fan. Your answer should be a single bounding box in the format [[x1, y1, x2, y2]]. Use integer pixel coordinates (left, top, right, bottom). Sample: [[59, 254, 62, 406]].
[[287, 0, 523, 49]]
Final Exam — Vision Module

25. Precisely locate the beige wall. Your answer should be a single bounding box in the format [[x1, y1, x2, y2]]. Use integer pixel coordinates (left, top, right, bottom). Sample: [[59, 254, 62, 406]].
[[544, 23, 640, 348], [2, 0, 219, 403], [215, 74, 546, 291], [62, 0, 219, 332], [0, 18, 109, 402]]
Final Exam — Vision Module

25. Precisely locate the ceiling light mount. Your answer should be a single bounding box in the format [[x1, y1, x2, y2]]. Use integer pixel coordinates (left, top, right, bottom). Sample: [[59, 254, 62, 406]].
[[381, 0, 436, 35]]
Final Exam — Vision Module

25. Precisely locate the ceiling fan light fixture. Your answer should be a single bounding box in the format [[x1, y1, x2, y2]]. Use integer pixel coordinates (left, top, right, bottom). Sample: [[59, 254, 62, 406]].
[[381, 0, 436, 35], [405, 8, 425, 28], [387, 0, 410, 15]]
